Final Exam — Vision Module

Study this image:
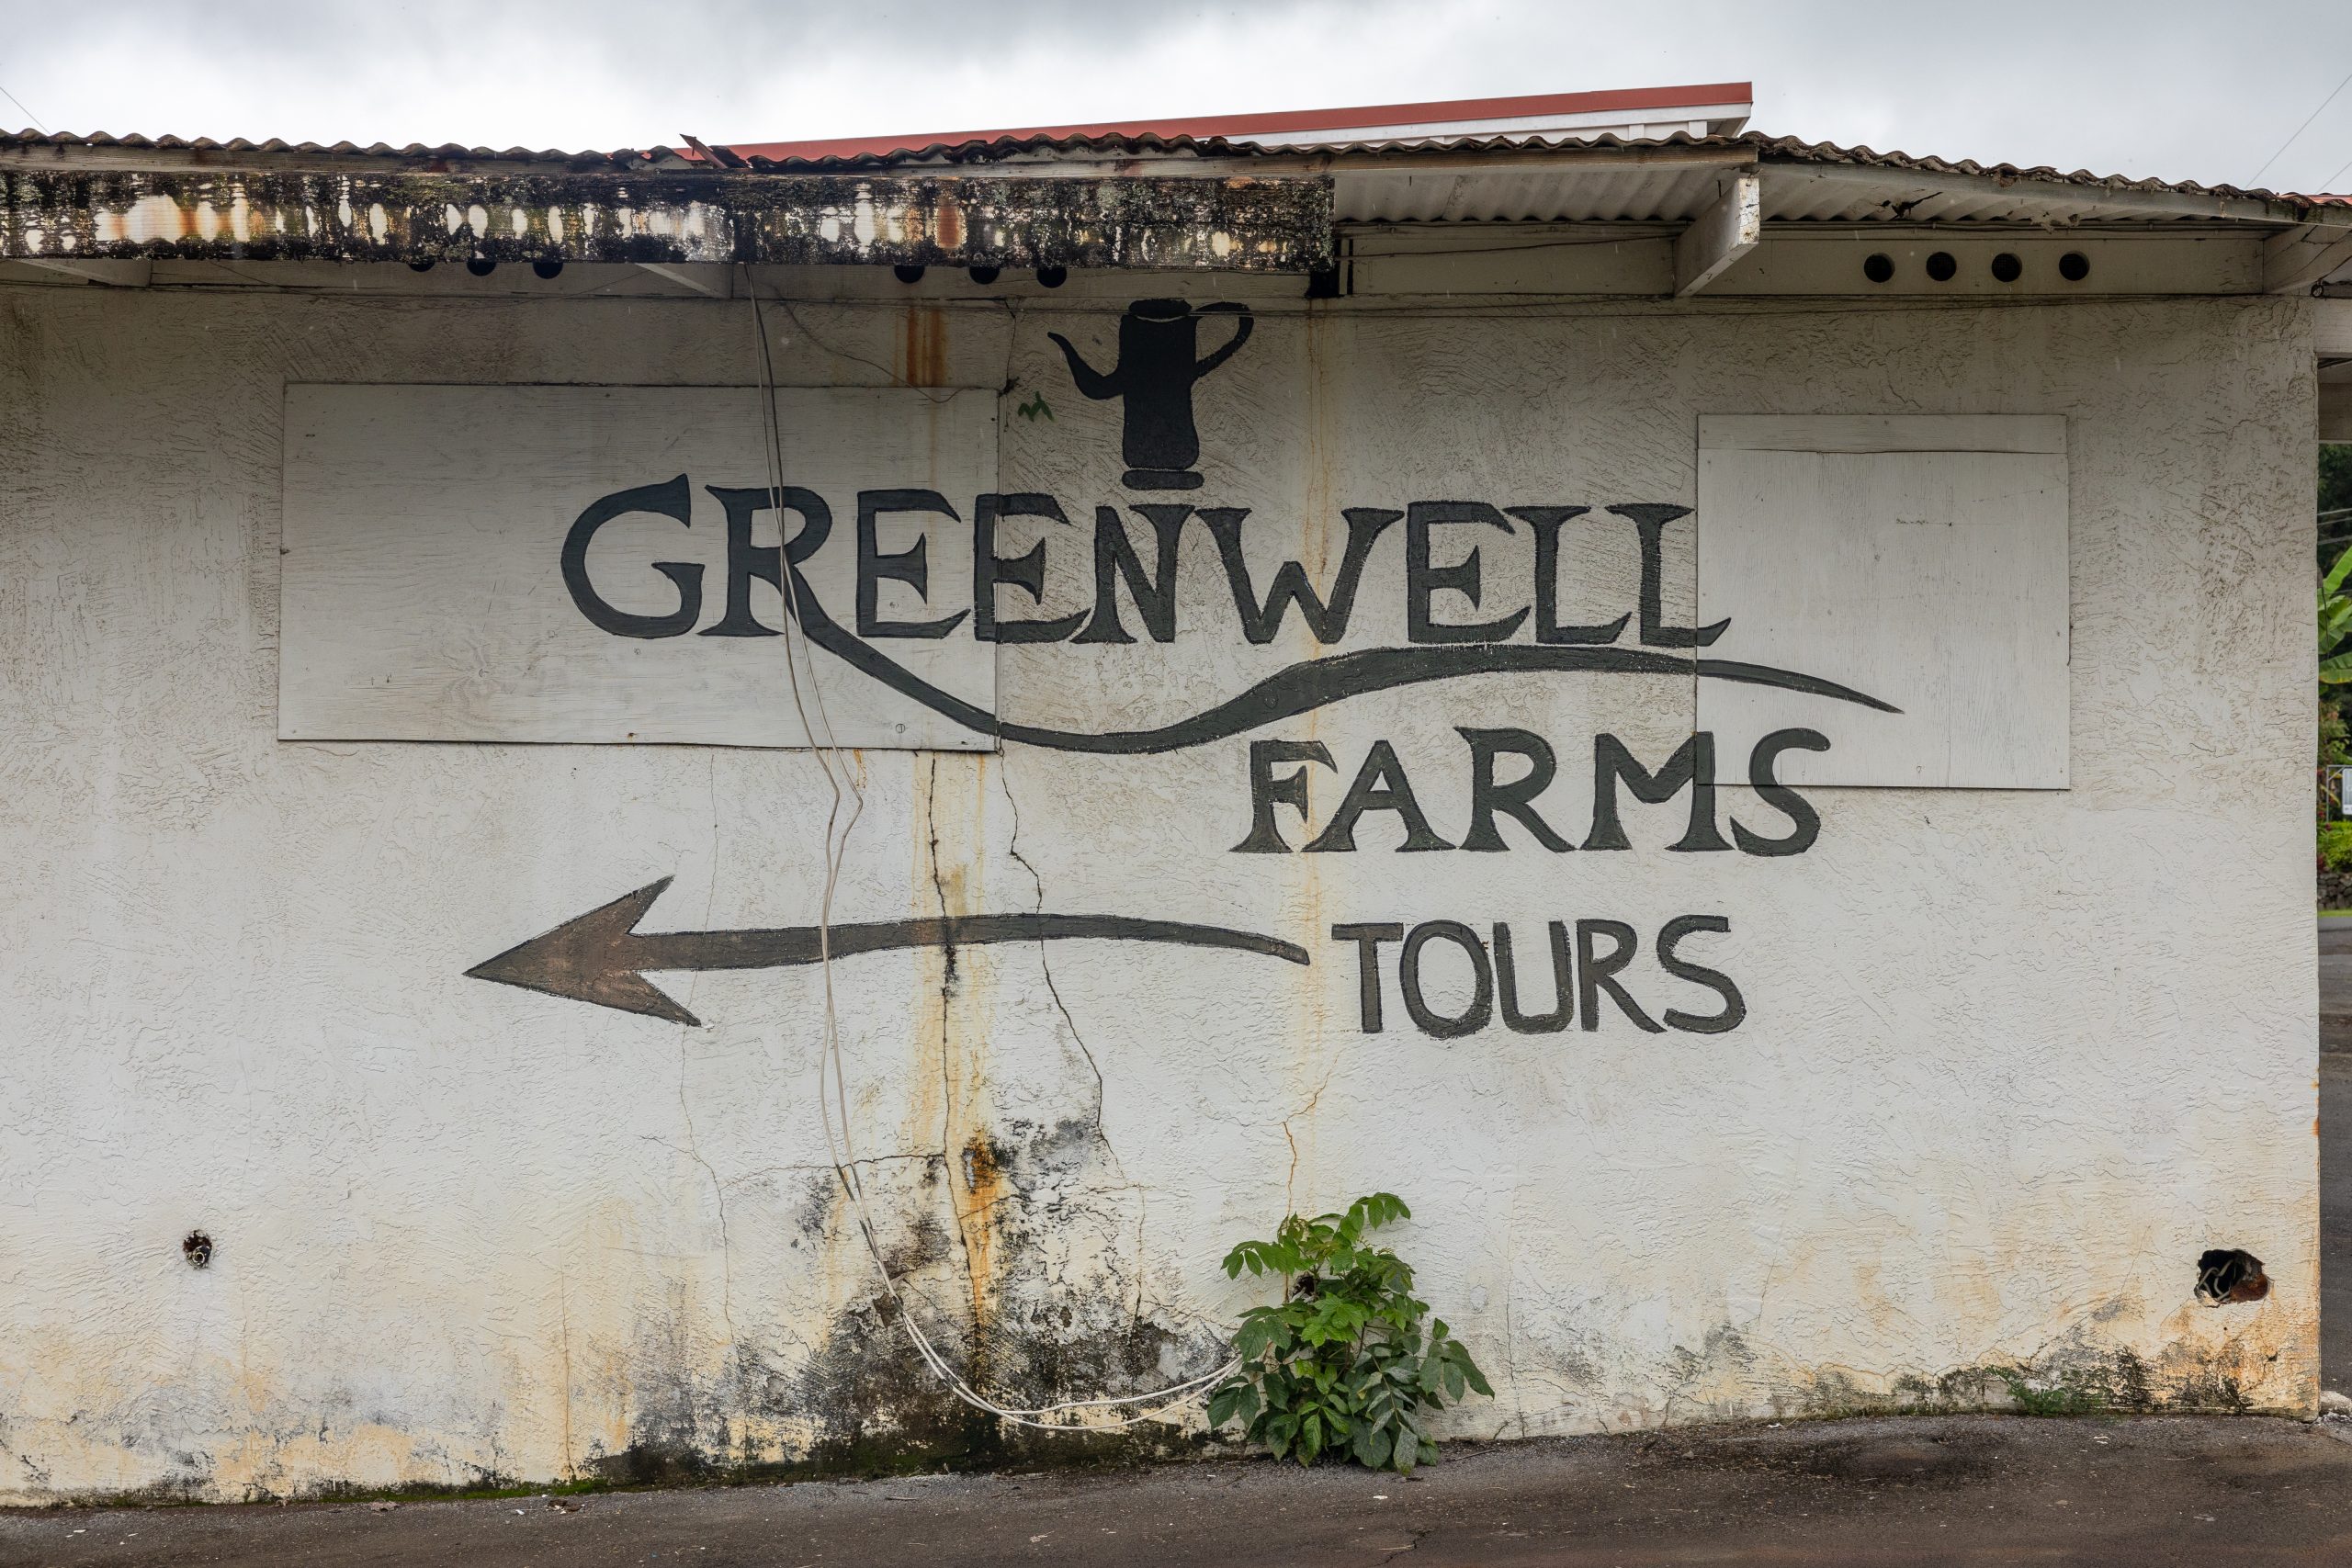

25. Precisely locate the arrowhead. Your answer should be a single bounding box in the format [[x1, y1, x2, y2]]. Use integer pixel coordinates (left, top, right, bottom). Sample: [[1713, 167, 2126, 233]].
[[465, 877, 702, 1025]]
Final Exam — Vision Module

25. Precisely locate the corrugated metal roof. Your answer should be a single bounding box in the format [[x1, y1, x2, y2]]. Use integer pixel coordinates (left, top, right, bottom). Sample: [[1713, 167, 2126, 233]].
[[707, 128, 2341, 208], [3, 126, 2344, 224], [693, 83, 1753, 165]]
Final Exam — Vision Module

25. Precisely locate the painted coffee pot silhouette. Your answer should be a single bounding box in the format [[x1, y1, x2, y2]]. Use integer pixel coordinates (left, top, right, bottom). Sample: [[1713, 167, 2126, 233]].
[[1049, 299, 1253, 491]]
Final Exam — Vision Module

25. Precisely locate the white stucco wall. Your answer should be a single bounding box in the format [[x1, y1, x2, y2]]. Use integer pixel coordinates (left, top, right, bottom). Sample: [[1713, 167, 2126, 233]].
[[0, 268, 2319, 1500]]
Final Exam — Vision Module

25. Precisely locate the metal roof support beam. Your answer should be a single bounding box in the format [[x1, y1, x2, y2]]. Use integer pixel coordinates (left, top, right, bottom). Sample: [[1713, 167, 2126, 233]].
[[636, 263, 732, 297], [20, 257, 151, 286], [2266, 224, 2352, 296], [1674, 171, 1759, 296]]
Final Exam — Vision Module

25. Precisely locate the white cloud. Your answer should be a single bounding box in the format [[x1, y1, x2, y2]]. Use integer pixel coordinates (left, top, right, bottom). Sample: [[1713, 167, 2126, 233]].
[[6, 0, 2351, 190]]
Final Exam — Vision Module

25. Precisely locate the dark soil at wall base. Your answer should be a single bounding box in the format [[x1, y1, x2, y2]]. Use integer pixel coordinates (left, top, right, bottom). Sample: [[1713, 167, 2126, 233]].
[[7, 1416, 2352, 1567]]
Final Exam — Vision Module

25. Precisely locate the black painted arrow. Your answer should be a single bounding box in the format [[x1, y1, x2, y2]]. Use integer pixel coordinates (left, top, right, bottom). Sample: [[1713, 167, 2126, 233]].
[[466, 876, 1312, 1025]]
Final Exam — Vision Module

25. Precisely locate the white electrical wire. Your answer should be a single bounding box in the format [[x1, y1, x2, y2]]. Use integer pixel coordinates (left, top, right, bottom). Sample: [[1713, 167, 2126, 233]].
[[741, 268, 1241, 1429]]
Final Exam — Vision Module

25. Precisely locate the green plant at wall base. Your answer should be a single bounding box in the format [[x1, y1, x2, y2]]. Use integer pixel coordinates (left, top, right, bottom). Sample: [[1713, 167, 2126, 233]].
[[2321, 821, 2352, 873], [1205, 1193, 1492, 1472]]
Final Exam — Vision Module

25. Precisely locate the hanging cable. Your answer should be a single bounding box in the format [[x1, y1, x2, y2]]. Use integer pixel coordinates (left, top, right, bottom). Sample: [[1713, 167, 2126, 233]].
[[738, 265, 1239, 1428], [0, 80, 45, 135], [2254, 66, 2352, 188]]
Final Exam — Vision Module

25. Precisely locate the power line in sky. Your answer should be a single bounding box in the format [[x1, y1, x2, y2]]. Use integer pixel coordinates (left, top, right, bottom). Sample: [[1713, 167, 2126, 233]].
[[0, 79, 45, 134], [2253, 65, 2352, 188]]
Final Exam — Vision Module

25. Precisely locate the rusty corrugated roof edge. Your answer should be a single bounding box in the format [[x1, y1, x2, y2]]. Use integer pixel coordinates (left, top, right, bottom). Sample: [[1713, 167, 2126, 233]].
[[0, 130, 671, 164], [1745, 134, 2352, 209], [6, 126, 2346, 214]]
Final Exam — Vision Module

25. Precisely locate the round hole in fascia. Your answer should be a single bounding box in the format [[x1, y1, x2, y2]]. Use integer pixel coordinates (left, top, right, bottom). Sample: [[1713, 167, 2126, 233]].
[[532, 257, 564, 280], [1990, 252, 2022, 283], [1862, 253, 1895, 284], [1925, 251, 1958, 282], [967, 265, 1001, 286], [893, 263, 926, 285], [2059, 250, 2091, 282], [465, 255, 496, 277], [1035, 265, 1069, 288]]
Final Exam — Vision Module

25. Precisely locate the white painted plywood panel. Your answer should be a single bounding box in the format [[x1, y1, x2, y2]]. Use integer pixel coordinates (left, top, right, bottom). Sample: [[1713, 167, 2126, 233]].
[[1697, 414, 2068, 788], [280, 384, 998, 748]]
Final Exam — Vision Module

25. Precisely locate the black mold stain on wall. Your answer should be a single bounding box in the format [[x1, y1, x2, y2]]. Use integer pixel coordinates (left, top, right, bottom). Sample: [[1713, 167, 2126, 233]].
[[587, 1117, 1227, 1483]]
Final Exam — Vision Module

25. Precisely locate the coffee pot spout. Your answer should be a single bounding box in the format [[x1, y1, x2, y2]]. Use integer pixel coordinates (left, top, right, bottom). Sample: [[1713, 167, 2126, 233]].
[[1046, 332, 1120, 400]]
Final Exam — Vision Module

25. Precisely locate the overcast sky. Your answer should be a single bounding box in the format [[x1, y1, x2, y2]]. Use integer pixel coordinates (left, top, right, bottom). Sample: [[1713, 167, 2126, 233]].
[[6, 0, 2352, 193]]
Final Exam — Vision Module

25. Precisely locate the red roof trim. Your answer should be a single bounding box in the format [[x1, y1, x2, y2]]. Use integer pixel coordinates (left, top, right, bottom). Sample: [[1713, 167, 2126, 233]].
[[694, 82, 1752, 165]]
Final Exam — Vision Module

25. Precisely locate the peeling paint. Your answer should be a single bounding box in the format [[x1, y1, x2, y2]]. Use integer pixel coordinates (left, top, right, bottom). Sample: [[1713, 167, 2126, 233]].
[[0, 169, 1334, 271]]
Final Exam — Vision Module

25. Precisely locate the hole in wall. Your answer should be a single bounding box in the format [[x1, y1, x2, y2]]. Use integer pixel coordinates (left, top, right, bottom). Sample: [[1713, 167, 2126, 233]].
[[1035, 265, 1069, 288], [182, 1231, 213, 1269], [967, 265, 1001, 285], [893, 264, 926, 285], [406, 258, 435, 273], [2195, 1248, 2268, 1304], [1990, 252, 2022, 283], [1862, 253, 1894, 284], [532, 258, 564, 280], [2059, 250, 2091, 282], [465, 255, 496, 277], [1925, 251, 1958, 282]]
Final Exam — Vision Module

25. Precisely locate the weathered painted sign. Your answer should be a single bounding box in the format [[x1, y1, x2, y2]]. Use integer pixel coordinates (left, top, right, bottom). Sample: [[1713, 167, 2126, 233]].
[[404, 299, 2070, 1043], [278, 300, 2076, 1040]]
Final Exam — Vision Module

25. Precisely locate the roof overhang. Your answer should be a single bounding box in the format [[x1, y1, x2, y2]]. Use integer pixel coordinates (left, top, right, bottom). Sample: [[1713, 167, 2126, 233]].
[[3, 131, 2347, 286]]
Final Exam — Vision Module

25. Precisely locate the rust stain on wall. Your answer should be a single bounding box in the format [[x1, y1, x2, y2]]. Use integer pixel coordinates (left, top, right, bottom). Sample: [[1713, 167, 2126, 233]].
[[898, 304, 948, 389]]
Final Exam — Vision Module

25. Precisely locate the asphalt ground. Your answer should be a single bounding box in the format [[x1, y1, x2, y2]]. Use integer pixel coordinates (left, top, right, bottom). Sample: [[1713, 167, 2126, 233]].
[[7, 929, 2351, 1566], [2321, 918, 2352, 1405], [2318, 916, 2352, 1055], [6, 1417, 2352, 1566]]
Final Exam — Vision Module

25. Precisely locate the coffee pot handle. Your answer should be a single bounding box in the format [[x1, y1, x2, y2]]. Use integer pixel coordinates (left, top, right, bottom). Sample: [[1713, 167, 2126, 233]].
[[1190, 302, 1253, 378]]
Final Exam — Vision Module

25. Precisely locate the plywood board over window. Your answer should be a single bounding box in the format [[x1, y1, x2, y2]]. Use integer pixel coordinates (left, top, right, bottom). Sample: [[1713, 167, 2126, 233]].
[[1696, 414, 2069, 789], [280, 385, 999, 750]]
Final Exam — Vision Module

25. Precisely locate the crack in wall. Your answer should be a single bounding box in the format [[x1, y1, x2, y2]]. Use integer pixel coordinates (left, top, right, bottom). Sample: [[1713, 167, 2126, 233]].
[[1499, 1229, 1527, 1440], [557, 1272, 576, 1481], [729, 1152, 944, 1181], [998, 750, 1155, 1329], [925, 755, 989, 1361], [1282, 1058, 1340, 1213]]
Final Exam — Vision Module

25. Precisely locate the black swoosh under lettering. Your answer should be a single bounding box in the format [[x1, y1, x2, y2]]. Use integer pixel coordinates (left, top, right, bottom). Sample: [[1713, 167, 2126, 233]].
[[784, 576, 1899, 756]]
